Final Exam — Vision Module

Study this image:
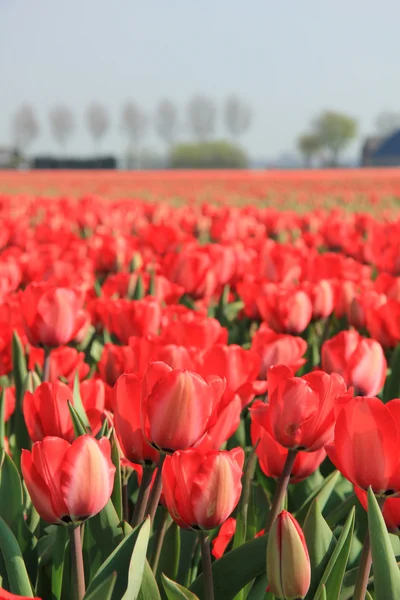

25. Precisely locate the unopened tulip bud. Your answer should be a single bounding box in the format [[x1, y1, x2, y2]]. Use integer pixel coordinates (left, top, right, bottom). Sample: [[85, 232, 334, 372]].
[[267, 510, 311, 600]]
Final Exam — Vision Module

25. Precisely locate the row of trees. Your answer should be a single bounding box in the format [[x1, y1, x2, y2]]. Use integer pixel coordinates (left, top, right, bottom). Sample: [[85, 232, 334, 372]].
[[11, 96, 252, 155]]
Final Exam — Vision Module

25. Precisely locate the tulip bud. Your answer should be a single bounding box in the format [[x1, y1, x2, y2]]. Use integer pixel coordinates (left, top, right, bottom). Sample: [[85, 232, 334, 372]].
[[267, 510, 311, 600]]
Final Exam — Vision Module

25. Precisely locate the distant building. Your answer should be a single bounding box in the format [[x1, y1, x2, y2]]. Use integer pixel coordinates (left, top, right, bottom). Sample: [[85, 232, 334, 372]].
[[0, 147, 21, 169], [362, 130, 400, 166]]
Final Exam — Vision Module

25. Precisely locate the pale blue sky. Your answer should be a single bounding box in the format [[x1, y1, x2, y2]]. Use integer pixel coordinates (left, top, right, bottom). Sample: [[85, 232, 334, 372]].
[[1, 0, 400, 160]]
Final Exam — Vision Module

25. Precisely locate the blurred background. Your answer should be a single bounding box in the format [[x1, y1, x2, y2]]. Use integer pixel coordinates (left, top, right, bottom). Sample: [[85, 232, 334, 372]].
[[1, 0, 400, 170]]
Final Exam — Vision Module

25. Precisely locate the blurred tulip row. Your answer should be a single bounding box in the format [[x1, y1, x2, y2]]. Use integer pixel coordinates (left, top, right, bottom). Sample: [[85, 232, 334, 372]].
[[0, 189, 400, 600]]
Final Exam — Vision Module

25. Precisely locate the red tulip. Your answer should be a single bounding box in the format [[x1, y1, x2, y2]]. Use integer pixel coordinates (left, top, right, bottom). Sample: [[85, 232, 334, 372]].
[[141, 362, 225, 452], [113, 373, 159, 464], [211, 517, 237, 559], [23, 382, 74, 442], [321, 330, 387, 396], [365, 298, 400, 348], [256, 287, 313, 334], [304, 279, 336, 319], [98, 343, 136, 387], [105, 297, 161, 344], [0, 590, 41, 600], [21, 435, 115, 524], [29, 346, 90, 384], [1, 387, 16, 422], [162, 447, 244, 529], [79, 379, 106, 435], [250, 400, 326, 483], [251, 324, 307, 378], [267, 510, 311, 600], [267, 365, 347, 451], [21, 283, 87, 348], [326, 396, 400, 494], [160, 311, 228, 350]]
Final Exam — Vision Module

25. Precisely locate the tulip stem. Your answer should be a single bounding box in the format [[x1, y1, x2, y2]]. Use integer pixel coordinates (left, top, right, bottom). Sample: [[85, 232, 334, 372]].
[[150, 507, 171, 574], [69, 525, 85, 600], [43, 347, 51, 382], [131, 464, 154, 528], [200, 531, 215, 600], [147, 454, 166, 524], [265, 449, 297, 534], [353, 531, 372, 600]]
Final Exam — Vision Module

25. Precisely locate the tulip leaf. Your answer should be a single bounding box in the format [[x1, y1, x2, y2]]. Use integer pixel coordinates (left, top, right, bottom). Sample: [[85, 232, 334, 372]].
[[319, 585, 327, 600], [155, 520, 181, 584], [162, 574, 200, 600], [122, 516, 151, 599], [83, 572, 117, 600], [12, 331, 28, 406], [246, 574, 271, 599], [233, 442, 259, 550], [383, 344, 400, 402], [0, 389, 5, 450], [67, 401, 89, 438], [295, 470, 341, 524], [85, 520, 159, 600], [190, 535, 267, 600], [51, 525, 68, 600], [10, 336, 31, 468], [0, 516, 34, 597], [131, 274, 145, 300], [304, 500, 337, 599], [368, 488, 400, 599], [82, 499, 123, 583], [312, 507, 355, 600], [110, 433, 123, 523], [137, 560, 161, 600], [73, 372, 91, 428]]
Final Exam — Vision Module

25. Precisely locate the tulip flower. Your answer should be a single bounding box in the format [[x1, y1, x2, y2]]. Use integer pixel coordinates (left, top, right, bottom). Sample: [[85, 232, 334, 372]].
[[267, 510, 311, 600], [141, 362, 225, 452], [256, 287, 313, 334], [0, 590, 41, 600], [211, 517, 237, 559], [160, 311, 228, 350], [104, 297, 161, 344], [267, 365, 347, 451], [250, 400, 326, 483], [162, 447, 244, 529], [21, 282, 88, 348], [326, 396, 400, 494], [321, 330, 387, 396], [113, 373, 159, 464], [21, 435, 115, 524], [1, 387, 16, 422], [251, 324, 307, 378], [29, 346, 90, 384]]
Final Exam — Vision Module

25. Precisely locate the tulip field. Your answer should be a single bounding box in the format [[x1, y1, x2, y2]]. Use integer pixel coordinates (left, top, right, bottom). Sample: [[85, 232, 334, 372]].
[[1, 169, 400, 600]]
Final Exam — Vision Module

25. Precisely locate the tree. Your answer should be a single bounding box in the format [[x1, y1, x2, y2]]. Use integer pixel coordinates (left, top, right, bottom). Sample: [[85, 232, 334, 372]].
[[187, 95, 216, 141], [155, 99, 178, 149], [12, 105, 39, 151], [224, 95, 252, 138], [375, 110, 400, 138], [49, 106, 75, 151], [86, 103, 110, 153], [297, 133, 322, 167], [312, 110, 357, 166], [169, 140, 248, 169], [121, 102, 148, 162]]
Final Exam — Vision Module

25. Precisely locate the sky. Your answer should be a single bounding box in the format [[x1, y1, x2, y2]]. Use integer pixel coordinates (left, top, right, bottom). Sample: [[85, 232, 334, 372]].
[[1, 0, 400, 162]]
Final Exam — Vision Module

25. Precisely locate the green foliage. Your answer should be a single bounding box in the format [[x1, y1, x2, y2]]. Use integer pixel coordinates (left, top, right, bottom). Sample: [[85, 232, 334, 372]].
[[312, 110, 358, 165], [168, 140, 248, 169]]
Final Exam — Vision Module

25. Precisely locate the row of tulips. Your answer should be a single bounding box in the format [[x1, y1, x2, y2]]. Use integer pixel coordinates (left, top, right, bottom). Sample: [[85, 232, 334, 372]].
[[0, 192, 400, 599]]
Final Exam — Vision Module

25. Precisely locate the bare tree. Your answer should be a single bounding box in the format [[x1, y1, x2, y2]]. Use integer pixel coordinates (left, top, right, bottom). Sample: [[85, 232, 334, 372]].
[[12, 105, 39, 151], [49, 106, 75, 151], [224, 95, 252, 138], [121, 102, 147, 149], [187, 95, 216, 141], [86, 103, 110, 153], [375, 110, 400, 138], [154, 99, 178, 148]]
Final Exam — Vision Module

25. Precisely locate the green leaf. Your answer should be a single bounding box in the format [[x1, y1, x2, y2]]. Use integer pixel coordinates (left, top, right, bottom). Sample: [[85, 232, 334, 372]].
[[137, 560, 161, 600], [156, 520, 180, 583], [162, 575, 200, 600], [190, 535, 267, 600], [82, 500, 123, 584], [246, 574, 270, 600], [67, 401, 88, 438], [368, 488, 400, 599], [51, 526, 68, 600], [122, 517, 151, 599], [12, 331, 28, 405], [295, 470, 341, 524], [233, 442, 259, 550], [0, 389, 5, 449], [83, 572, 117, 600], [10, 336, 31, 468], [131, 274, 145, 300], [304, 500, 337, 599], [0, 516, 34, 597], [383, 344, 400, 402], [110, 433, 123, 523], [72, 372, 90, 428], [312, 507, 355, 600], [319, 585, 327, 600], [85, 521, 154, 600]]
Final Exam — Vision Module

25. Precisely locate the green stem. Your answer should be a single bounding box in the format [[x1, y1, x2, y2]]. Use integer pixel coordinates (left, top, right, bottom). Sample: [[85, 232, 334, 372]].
[[265, 449, 297, 534], [147, 454, 166, 524], [200, 531, 214, 600], [353, 531, 371, 600], [131, 464, 154, 528], [150, 508, 171, 574], [69, 525, 85, 600], [43, 347, 51, 382]]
